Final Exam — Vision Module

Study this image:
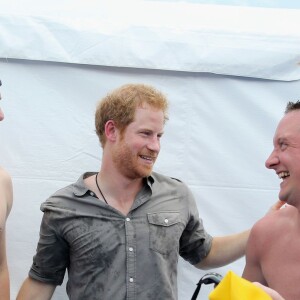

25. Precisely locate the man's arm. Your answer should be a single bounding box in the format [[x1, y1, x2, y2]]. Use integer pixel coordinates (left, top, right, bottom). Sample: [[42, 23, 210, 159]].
[[195, 230, 249, 269], [0, 168, 13, 217], [242, 222, 267, 284], [17, 277, 56, 300], [195, 200, 284, 270], [0, 168, 13, 300], [0, 231, 9, 300], [17, 204, 68, 299]]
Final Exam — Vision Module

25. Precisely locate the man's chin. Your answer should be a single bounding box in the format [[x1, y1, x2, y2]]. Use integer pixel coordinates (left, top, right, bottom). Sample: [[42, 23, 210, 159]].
[[127, 167, 152, 179], [138, 166, 153, 178], [278, 194, 288, 204]]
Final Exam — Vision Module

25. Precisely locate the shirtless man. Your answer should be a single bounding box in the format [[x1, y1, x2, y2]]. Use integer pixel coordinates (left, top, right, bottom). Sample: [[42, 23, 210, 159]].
[[243, 101, 300, 300], [0, 80, 13, 300]]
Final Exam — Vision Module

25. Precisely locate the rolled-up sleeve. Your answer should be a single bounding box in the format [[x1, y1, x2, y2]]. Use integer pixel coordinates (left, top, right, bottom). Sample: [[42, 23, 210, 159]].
[[29, 211, 69, 285], [179, 187, 213, 265]]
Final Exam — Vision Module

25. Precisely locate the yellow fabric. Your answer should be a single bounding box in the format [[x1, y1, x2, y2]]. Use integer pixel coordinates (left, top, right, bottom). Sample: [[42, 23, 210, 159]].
[[209, 271, 272, 300]]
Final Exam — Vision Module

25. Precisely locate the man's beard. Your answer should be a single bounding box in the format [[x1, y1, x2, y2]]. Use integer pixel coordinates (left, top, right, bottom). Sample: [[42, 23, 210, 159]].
[[112, 142, 156, 179]]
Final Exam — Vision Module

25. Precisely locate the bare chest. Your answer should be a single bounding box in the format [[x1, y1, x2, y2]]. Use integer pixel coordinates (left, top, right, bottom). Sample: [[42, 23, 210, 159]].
[[262, 231, 300, 300]]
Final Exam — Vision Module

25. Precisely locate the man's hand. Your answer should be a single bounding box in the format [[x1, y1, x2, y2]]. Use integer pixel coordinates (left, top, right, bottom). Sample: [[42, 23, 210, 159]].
[[253, 282, 285, 300], [266, 200, 286, 215]]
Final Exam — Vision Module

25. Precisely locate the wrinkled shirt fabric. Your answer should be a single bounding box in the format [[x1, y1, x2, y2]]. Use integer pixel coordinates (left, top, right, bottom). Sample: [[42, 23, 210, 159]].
[[29, 172, 212, 300]]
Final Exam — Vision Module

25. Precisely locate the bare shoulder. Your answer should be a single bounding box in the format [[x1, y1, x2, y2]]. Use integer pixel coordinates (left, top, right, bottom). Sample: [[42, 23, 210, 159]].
[[250, 205, 296, 238], [0, 167, 13, 215], [0, 167, 12, 185]]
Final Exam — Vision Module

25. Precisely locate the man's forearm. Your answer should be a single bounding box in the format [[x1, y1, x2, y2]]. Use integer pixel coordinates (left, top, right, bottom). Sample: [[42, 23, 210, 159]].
[[0, 267, 10, 300], [17, 277, 56, 300], [196, 230, 250, 269]]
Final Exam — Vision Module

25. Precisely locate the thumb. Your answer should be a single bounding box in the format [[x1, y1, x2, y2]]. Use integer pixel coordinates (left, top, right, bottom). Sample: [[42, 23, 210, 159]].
[[267, 200, 286, 215]]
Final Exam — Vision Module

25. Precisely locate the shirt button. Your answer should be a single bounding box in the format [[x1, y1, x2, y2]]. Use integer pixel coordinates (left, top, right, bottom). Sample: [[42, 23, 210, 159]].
[[164, 219, 169, 224], [126, 217, 131, 222], [129, 247, 133, 252], [129, 278, 134, 283], [89, 191, 95, 197]]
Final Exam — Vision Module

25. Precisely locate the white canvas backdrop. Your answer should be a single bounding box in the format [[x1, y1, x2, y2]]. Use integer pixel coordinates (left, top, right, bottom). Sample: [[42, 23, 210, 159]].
[[2, 59, 300, 299], [1, 1, 300, 299]]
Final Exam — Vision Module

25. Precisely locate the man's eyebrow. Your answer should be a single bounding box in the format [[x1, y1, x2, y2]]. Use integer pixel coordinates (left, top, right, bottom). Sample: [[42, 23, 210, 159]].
[[276, 137, 288, 144]]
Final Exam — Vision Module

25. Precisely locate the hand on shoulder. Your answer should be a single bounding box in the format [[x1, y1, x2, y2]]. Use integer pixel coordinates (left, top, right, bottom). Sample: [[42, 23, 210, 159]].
[[266, 200, 286, 215], [253, 282, 285, 300]]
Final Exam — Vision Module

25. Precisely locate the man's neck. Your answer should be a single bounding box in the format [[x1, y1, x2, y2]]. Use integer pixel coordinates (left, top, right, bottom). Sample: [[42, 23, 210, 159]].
[[85, 169, 144, 216]]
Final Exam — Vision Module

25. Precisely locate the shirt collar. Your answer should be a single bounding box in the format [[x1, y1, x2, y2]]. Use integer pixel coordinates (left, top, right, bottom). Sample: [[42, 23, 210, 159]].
[[72, 172, 155, 197], [72, 172, 96, 197]]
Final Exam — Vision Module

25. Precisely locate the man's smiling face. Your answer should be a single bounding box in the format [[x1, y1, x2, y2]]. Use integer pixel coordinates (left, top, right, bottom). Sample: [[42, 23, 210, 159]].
[[265, 110, 300, 208]]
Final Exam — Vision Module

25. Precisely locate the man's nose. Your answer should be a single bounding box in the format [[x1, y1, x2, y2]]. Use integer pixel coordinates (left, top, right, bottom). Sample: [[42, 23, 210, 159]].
[[265, 150, 279, 169], [148, 137, 160, 152]]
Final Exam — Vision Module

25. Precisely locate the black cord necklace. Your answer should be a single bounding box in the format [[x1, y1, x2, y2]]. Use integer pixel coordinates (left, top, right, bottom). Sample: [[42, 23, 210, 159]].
[[95, 172, 108, 204]]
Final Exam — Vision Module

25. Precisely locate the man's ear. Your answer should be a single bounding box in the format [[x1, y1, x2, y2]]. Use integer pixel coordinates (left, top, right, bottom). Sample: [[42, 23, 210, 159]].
[[104, 120, 118, 142]]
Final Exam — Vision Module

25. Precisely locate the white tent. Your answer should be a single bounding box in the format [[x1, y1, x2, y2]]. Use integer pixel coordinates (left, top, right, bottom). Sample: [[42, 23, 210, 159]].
[[1, 1, 300, 299]]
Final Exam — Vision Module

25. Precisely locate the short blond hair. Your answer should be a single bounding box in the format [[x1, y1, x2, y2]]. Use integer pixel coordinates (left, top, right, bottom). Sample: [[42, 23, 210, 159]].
[[95, 83, 169, 147]]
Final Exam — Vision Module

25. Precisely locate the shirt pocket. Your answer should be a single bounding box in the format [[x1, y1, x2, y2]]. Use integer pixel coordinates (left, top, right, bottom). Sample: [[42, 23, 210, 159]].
[[147, 212, 181, 255]]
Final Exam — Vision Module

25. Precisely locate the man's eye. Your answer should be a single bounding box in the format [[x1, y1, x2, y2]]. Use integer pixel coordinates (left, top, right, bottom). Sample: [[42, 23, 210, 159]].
[[141, 131, 150, 136], [279, 142, 287, 150]]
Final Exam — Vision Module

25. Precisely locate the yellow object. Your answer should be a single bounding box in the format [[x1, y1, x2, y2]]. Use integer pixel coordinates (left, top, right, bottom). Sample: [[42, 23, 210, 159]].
[[209, 271, 272, 300]]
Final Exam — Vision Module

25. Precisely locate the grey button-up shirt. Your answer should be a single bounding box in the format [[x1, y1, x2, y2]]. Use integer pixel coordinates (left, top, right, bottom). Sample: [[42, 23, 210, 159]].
[[29, 172, 212, 300]]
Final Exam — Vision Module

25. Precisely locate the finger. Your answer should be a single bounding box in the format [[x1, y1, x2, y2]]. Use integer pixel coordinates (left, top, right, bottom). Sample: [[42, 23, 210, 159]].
[[272, 200, 286, 210]]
